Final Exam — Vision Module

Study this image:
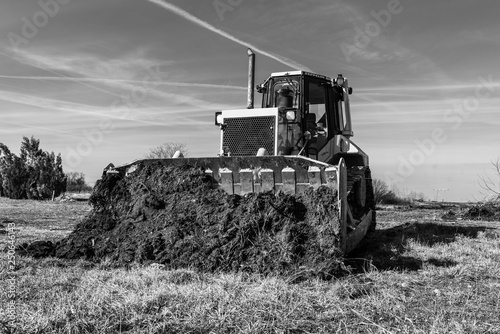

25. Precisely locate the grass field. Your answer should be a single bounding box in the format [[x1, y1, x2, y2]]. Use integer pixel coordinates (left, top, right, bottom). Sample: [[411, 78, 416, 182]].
[[1, 198, 499, 333]]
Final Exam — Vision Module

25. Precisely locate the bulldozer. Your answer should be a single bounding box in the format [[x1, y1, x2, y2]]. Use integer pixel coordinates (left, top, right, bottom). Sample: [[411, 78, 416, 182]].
[[105, 49, 375, 255]]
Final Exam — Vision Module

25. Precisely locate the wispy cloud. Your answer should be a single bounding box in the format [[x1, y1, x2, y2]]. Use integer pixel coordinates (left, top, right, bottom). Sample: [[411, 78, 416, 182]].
[[0, 89, 152, 122], [0, 48, 126, 99], [356, 82, 500, 93], [2, 47, 243, 116], [1, 118, 76, 137], [144, 0, 312, 71], [0, 75, 246, 90], [12, 47, 161, 80], [0, 88, 214, 128]]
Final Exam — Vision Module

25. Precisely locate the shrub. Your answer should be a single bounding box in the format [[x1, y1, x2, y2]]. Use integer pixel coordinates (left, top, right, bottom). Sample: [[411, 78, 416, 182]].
[[373, 179, 408, 204], [478, 158, 500, 202], [144, 142, 188, 159]]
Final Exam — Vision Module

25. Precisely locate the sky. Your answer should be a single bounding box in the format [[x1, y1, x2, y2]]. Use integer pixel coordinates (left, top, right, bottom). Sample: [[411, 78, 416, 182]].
[[0, 0, 499, 202]]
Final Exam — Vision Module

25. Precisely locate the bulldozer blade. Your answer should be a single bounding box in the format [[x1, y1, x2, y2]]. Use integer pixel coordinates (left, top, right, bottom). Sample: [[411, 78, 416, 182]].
[[109, 155, 341, 196], [106, 155, 374, 255]]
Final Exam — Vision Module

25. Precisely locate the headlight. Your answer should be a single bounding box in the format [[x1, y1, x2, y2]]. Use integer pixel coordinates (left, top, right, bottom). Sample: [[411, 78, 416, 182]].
[[286, 110, 296, 121], [215, 112, 223, 125], [336, 74, 344, 86]]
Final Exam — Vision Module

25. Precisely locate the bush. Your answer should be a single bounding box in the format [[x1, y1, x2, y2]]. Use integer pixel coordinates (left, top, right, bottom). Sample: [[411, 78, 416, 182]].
[[380, 190, 409, 205], [144, 142, 188, 159], [372, 179, 424, 205], [478, 158, 500, 202]]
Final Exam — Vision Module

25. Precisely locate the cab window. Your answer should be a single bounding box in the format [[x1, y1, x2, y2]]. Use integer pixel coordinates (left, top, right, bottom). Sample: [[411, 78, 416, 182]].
[[307, 81, 328, 134], [269, 79, 300, 109], [332, 86, 345, 133]]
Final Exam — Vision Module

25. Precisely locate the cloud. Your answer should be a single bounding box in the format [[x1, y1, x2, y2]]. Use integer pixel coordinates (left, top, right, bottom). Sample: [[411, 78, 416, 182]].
[[2, 47, 244, 123], [356, 81, 500, 95], [0, 89, 148, 121], [0, 75, 246, 91], [0, 87, 219, 128], [0, 48, 126, 98], [144, 0, 312, 71], [13, 47, 161, 80]]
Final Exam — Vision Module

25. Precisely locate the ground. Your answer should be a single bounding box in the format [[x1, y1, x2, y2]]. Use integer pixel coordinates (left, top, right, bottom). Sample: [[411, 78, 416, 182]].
[[0, 197, 499, 333]]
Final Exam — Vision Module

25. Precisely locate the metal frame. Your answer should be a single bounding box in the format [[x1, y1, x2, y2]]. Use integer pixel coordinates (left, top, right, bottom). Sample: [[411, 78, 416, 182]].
[[219, 108, 279, 156]]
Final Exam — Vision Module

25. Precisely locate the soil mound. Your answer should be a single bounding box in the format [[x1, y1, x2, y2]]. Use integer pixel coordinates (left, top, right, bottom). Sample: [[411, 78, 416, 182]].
[[463, 204, 500, 221], [16, 241, 55, 258], [45, 163, 343, 276], [441, 210, 457, 221]]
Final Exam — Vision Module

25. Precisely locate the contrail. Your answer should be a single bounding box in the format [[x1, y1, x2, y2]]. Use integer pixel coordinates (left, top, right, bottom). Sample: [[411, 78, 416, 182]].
[[144, 0, 312, 71], [0, 75, 247, 90], [0, 49, 124, 99], [0, 89, 207, 127]]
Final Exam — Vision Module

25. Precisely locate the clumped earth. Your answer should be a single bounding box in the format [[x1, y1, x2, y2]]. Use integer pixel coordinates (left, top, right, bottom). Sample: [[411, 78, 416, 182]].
[[18, 163, 344, 277], [463, 203, 500, 221]]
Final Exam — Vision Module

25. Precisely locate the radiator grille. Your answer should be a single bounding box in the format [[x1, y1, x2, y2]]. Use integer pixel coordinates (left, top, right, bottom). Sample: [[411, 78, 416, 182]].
[[222, 116, 275, 156]]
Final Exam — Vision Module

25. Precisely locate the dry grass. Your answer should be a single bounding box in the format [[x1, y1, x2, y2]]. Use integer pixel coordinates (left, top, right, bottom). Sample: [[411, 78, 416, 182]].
[[1, 199, 500, 333], [0, 198, 90, 244]]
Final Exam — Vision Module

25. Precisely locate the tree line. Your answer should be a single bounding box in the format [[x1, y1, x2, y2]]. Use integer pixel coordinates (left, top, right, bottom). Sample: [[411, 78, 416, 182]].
[[2, 137, 497, 203], [0, 138, 188, 200], [0, 136, 90, 200]]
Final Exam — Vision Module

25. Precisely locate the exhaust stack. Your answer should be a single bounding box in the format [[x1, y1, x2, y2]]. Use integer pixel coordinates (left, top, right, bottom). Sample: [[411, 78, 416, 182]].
[[247, 48, 255, 109]]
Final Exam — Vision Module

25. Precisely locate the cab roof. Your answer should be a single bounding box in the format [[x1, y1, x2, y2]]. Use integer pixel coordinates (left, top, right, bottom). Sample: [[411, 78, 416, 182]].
[[270, 70, 332, 81]]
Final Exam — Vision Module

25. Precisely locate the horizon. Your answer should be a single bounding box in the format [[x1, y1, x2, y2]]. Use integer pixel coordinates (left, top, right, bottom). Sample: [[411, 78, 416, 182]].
[[1, 0, 499, 202]]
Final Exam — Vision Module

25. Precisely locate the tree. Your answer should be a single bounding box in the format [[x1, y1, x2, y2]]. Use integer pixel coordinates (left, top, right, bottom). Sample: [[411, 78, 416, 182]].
[[372, 179, 390, 204], [407, 190, 426, 202], [0, 143, 29, 199], [20, 136, 66, 199], [0, 137, 66, 200], [478, 158, 500, 202], [372, 179, 420, 205], [144, 142, 188, 159], [66, 172, 91, 193]]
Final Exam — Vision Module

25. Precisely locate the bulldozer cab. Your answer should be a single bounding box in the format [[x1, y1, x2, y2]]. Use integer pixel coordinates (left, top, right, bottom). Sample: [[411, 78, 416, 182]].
[[258, 71, 353, 158], [215, 69, 367, 167]]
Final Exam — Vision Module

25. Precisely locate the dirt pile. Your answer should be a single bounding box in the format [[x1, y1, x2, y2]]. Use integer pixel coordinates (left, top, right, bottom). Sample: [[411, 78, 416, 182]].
[[441, 210, 457, 221], [0, 221, 7, 235], [463, 204, 500, 221], [30, 162, 344, 276], [16, 240, 55, 258]]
